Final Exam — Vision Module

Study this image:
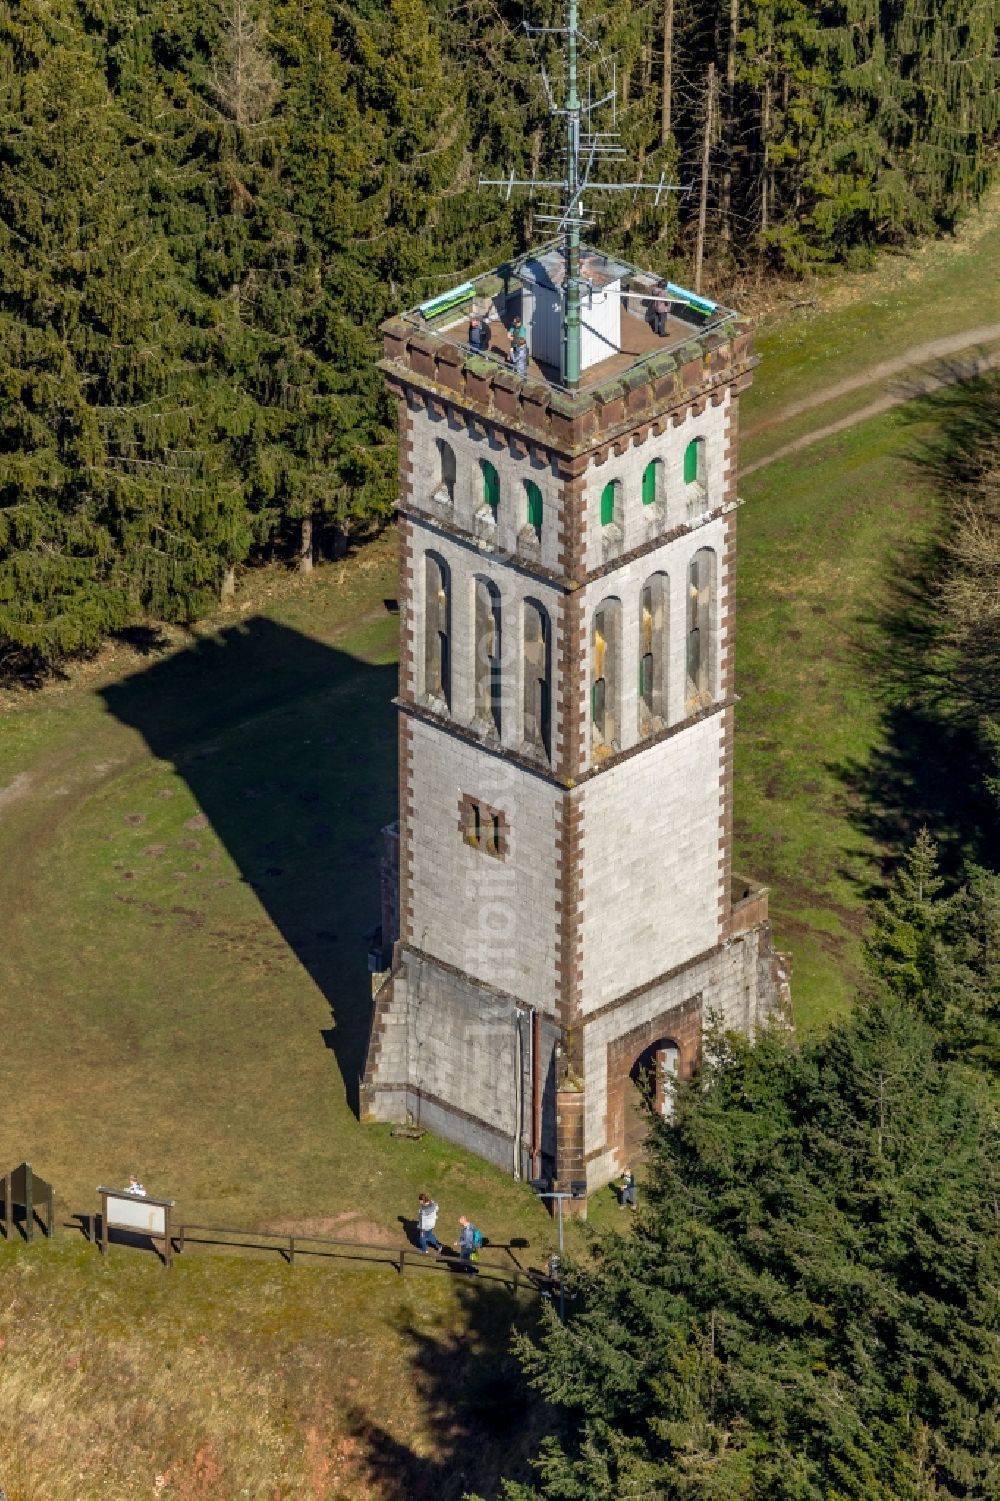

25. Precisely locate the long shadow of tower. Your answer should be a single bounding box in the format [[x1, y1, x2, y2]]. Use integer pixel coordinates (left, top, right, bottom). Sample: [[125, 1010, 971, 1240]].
[[102, 615, 398, 1110]]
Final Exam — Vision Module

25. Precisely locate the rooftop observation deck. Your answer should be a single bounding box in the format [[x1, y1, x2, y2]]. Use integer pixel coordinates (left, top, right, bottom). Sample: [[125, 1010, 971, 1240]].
[[381, 244, 755, 450]]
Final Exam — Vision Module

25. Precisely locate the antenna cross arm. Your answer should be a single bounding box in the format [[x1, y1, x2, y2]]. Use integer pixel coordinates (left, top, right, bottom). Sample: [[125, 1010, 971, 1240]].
[[478, 178, 578, 192], [571, 181, 688, 194], [524, 21, 596, 43]]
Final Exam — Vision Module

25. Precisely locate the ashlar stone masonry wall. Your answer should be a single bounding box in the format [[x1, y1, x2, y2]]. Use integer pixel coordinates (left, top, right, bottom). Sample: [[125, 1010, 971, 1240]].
[[366, 950, 563, 1174], [581, 921, 778, 1187], [579, 715, 725, 1009], [408, 518, 565, 761], [407, 398, 565, 575], [406, 714, 562, 1012], [580, 512, 730, 761], [583, 389, 731, 570]]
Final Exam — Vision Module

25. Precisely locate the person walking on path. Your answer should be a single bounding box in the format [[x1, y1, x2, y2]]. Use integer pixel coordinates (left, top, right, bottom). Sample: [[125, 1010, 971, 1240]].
[[416, 1192, 443, 1254], [457, 1215, 482, 1270], [620, 1167, 637, 1210]]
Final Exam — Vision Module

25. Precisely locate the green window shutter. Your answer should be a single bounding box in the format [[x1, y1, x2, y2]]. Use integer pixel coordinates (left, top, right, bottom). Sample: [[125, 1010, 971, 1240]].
[[683, 440, 699, 485], [600, 482, 615, 526], [526, 482, 543, 534], [642, 462, 657, 506], [482, 461, 499, 512]]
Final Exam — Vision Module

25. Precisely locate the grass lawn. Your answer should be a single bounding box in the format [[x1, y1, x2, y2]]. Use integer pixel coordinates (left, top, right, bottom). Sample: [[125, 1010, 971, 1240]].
[[734, 409, 941, 1030], [0, 1236, 545, 1501], [0, 537, 566, 1494], [0, 534, 558, 1250]]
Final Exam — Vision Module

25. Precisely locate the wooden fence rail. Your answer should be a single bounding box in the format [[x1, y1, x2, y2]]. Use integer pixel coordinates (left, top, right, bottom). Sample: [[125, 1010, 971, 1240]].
[[174, 1222, 544, 1295]]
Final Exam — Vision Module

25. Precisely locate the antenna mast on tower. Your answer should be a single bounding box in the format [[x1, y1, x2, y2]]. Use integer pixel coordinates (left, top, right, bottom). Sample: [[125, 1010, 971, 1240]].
[[480, 0, 685, 389]]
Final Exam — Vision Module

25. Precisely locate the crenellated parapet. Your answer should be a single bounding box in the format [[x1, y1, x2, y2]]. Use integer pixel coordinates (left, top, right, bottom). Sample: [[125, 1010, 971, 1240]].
[[380, 316, 756, 452]]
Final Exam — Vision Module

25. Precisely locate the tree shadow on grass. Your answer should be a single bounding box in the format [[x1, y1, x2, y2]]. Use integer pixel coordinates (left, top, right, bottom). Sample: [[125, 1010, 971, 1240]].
[[346, 1279, 550, 1500], [101, 614, 397, 1112], [827, 373, 1000, 889]]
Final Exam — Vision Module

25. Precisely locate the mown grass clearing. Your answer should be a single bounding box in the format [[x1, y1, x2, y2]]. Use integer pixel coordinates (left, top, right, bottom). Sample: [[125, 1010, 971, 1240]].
[[0, 534, 565, 1496], [0, 534, 559, 1248], [734, 405, 957, 1031], [0, 1237, 545, 1501]]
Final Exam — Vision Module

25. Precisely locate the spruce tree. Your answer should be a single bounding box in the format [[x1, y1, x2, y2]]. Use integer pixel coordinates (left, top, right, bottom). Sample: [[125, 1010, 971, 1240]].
[[491, 1007, 999, 1500], [863, 829, 949, 1004], [935, 865, 1000, 1076], [0, 2, 246, 660]]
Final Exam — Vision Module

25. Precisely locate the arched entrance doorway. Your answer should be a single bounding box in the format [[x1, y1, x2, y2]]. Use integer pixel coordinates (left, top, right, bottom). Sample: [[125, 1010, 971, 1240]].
[[623, 1037, 681, 1162], [604, 997, 701, 1179]]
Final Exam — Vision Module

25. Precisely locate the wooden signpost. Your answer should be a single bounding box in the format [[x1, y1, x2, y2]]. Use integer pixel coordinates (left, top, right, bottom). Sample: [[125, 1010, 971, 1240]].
[[3, 1162, 54, 1241], [98, 1187, 176, 1268]]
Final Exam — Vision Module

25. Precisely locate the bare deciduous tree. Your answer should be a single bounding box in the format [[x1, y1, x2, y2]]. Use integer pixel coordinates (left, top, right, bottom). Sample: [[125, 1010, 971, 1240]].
[[211, 0, 279, 128]]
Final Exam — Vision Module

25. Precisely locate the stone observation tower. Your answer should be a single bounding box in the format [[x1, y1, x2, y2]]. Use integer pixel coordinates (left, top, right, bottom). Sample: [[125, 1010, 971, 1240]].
[[361, 5, 788, 1197]]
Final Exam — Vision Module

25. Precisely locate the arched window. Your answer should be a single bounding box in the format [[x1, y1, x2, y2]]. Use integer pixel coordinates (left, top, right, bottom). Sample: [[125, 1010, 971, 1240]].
[[600, 480, 618, 527], [436, 438, 456, 502], [638, 572, 669, 734], [525, 480, 543, 538], [683, 437, 706, 492], [641, 459, 663, 507], [523, 600, 551, 760], [473, 577, 501, 734], [481, 459, 500, 515], [424, 552, 451, 708], [591, 597, 622, 756], [685, 547, 716, 710]]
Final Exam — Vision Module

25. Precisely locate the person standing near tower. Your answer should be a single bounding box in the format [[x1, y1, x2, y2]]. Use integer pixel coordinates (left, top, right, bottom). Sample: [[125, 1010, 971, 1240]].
[[416, 1192, 443, 1254], [649, 288, 669, 337], [457, 1214, 482, 1270]]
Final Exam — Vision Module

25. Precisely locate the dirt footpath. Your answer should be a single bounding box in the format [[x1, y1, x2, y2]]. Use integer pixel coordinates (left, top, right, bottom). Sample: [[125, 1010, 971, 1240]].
[[743, 332, 1000, 475]]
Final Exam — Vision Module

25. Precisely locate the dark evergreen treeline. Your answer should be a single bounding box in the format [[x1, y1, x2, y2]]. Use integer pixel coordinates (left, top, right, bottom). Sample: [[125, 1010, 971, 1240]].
[[490, 962, 999, 1499], [2, 0, 998, 662]]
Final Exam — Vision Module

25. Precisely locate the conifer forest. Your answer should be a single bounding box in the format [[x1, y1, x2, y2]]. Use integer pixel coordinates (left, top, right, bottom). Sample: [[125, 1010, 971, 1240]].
[[2, 0, 999, 664]]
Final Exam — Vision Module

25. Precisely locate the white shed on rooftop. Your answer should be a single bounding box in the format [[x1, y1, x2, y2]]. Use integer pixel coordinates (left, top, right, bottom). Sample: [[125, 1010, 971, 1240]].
[[519, 248, 626, 375]]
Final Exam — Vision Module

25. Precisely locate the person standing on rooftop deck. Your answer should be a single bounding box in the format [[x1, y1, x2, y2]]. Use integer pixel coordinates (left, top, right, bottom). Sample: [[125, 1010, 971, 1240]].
[[469, 317, 486, 352], [649, 290, 669, 338], [508, 316, 527, 346]]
